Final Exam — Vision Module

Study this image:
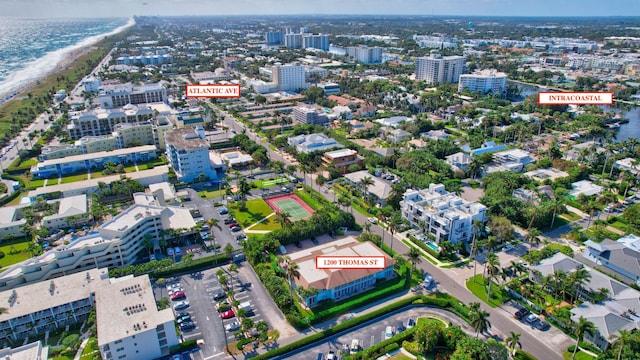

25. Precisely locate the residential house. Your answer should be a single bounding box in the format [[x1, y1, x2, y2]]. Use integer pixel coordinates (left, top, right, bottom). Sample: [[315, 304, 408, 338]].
[[343, 170, 393, 206], [321, 149, 364, 174]]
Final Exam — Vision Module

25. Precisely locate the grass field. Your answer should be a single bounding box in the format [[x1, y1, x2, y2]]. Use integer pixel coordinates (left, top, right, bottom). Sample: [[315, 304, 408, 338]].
[[198, 189, 225, 199], [0, 239, 35, 270], [80, 337, 99, 359], [561, 212, 582, 221], [249, 216, 281, 231], [563, 350, 595, 360], [231, 198, 274, 228], [465, 274, 507, 308], [59, 173, 88, 184], [253, 177, 288, 189]]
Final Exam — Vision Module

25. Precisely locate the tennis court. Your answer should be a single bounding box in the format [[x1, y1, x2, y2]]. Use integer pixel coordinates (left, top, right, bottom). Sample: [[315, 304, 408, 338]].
[[265, 193, 314, 221]]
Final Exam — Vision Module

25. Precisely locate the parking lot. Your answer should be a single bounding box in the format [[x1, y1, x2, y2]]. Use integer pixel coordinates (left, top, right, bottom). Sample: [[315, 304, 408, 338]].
[[154, 263, 293, 360]]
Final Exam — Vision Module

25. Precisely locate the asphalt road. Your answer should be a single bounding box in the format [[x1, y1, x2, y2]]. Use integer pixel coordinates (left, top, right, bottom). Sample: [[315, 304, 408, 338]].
[[215, 105, 570, 360]]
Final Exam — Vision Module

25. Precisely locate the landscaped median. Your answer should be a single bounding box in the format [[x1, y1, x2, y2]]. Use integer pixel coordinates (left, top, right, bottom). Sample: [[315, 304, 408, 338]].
[[250, 293, 472, 360], [465, 274, 508, 308]]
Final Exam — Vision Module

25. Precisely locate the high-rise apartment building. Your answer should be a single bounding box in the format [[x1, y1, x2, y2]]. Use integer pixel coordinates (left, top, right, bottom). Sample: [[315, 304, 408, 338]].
[[164, 126, 226, 182], [265, 31, 284, 45], [346, 46, 383, 64], [458, 69, 507, 94], [302, 34, 330, 51], [284, 33, 303, 49], [271, 64, 307, 91], [415, 54, 466, 84]]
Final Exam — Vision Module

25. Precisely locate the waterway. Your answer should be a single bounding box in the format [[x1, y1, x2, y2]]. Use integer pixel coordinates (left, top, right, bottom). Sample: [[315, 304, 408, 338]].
[[508, 80, 640, 143]]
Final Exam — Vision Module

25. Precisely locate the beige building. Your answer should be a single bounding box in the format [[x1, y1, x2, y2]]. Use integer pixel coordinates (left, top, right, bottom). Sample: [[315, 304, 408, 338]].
[[113, 122, 155, 148]]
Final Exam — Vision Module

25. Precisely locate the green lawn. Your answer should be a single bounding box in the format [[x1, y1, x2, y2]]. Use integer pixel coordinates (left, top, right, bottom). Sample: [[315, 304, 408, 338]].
[[465, 274, 507, 308], [551, 216, 570, 229], [231, 198, 275, 228], [29, 178, 46, 188], [124, 165, 138, 173], [253, 177, 288, 189], [417, 316, 447, 328], [387, 354, 413, 360], [561, 211, 582, 221], [250, 216, 281, 231], [0, 239, 35, 270], [59, 173, 88, 184], [80, 337, 99, 359], [563, 350, 595, 360], [198, 189, 225, 199]]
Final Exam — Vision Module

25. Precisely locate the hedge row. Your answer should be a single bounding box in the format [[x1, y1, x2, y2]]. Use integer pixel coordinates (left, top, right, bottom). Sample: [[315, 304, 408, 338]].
[[152, 254, 231, 278], [0, 187, 22, 206], [252, 295, 461, 360], [170, 339, 198, 354]]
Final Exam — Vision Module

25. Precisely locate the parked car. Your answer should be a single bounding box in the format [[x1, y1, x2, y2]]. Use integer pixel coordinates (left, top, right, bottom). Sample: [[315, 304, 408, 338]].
[[294, 241, 302, 248], [231, 226, 242, 232], [236, 234, 246, 241], [180, 321, 196, 332], [367, 217, 377, 224], [219, 208, 229, 215], [535, 320, 550, 331], [228, 222, 240, 228], [225, 321, 241, 332], [311, 238, 319, 245], [514, 308, 530, 320], [385, 326, 394, 340], [525, 313, 539, 324], [316, 353, 324, 360], [174, 247, 181, 256], [407, 318, 416, 328], [503, 244, 514, 252], [424, 274, 433, 288], [224, 218, 236, 224], [326, 351, 336, 360], [170, 291, 186, 301], [149, 254, 156, 261], [168, 287, 183, 296], [213, 292, 226, 301], [173, 301, 190, 311], [220, 310, 235, 319], [176, 312, 191, 324], [167, 248, 174, 256]]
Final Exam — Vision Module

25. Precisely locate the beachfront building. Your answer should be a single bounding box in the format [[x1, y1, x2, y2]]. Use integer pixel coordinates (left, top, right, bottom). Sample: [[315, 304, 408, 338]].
[[96, 274, 178, 360], [287, 133, 344, 154], [265, 31, 285, 45], [289, 236, 394, 307], [415, 54, 466, 84], [345, 46, 383, 64], [66, 104, 154, 139], [164, 126, 226, 183], [116, 54, 173, 66], [400, 184, 487, 244], [0, 268, 110, 345], [0, 191, 195, 291], [458, 70, 508, 94], [31, 145, 157, 179], [321, 149, 364, 174], [97, 83, 167, 109]]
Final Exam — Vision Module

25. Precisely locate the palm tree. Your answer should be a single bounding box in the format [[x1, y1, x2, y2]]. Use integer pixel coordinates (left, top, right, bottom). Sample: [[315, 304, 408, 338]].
[[583, 201, 597, 229], [207, 217, 220, 230], [466, 158, 485, 179], [470, 307, 492, 338], [609, 328, 633, 360], [406, 248, 422, 277], [505, 331, 522, 358], [285, 261, 301, 300], [363, 222, 372, 234], [237, 178, 251, 210], [526, 228, 542, 246], [570, 267, 591, 304], [359, 176, 374, 197], [140, 234, 154, 256], [571, 317, 596, 360], [486, 253, 500, 302], [275, 211, 291, 229], [387, 213, 402, 253], [548, 198, 566, 230]]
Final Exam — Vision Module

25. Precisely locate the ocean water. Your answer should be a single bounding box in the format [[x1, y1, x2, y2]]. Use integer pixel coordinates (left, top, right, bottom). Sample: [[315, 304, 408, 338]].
[[0, 17, 132, 98]]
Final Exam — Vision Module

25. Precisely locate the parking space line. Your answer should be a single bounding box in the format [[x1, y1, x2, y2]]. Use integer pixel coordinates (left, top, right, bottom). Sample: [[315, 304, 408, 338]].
[[204, 352, 226, 359]]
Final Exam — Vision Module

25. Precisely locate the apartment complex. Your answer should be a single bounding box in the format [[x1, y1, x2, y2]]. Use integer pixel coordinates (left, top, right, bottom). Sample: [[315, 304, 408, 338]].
[[97, 274, 178, 360], [164, 126, 226, 182], [115, 54, 173, 65], [31, 145, 157, 179], [291, 106, 330, 125], [321, 149, 364, 174], [415, 54, 466, 84], [0, 192, 195, 291], [265, 31, 284, 45], [287, 133, 344, 154], [66, 104, 154, 140], [302, 34, 330, 51], [271, 64, 307, 92], [345, 45, 383, 64], [0, 268, 110, 345], [401, 184, 487, 244], [284, 33, 303, 49], [97, 83, 167, 109], [458, 70, 508, 94], [290, 237, 395, 307]]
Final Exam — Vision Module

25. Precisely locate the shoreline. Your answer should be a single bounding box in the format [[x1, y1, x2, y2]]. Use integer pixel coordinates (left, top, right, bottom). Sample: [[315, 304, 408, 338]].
[[0, 17, 136, 102]]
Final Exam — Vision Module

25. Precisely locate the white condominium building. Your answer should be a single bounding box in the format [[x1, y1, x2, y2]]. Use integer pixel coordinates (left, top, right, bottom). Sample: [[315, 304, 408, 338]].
[[271, 64, 307, 92], [97, 274, 178, 360], [345, 45, 383, 64], [458, 69, 508, 94], [0, 192, 195, 291], [164, 126, 226, 182], [66, 104, 153, 140], [415, 54, 466, 84], [401, 184, 487, 244], [97, 83, 167, 109]]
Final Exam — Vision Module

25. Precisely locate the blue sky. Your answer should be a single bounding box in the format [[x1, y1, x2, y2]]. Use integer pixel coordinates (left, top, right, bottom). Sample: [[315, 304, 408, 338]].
[[3, 0, 640, 18]]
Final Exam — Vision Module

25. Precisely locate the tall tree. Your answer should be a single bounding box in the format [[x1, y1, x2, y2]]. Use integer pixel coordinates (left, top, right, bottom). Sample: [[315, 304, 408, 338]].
[[486, 253, 501, 302], [571, 317, 596, 360], [237, 177, 251, 210], [505, 331, 522, 358], [470, 307, 492, 338], [406, 247, 422, 278], [609, 329, 633, 360]]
